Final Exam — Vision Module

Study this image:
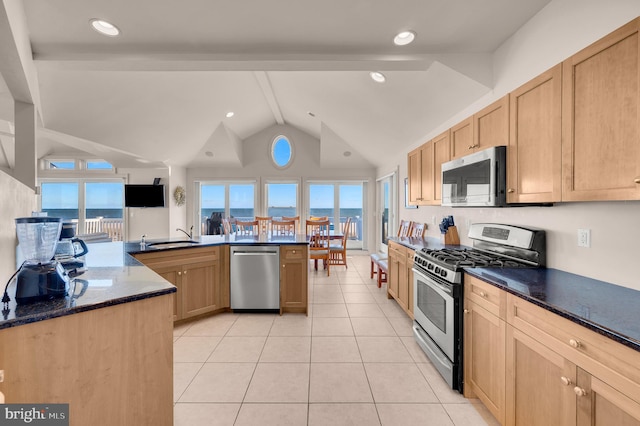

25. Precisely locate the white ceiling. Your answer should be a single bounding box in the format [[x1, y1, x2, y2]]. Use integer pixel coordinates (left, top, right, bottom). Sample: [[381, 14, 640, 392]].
[[0, 0, 552, 169]]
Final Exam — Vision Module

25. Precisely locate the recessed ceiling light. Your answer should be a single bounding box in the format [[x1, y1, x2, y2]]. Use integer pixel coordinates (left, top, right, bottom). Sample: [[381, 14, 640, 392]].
[[205, 151, 214, 157], [225, 112, 235, 118], [394, 30, 416, 46], [370, 72, 386, 83], [343, 151, 352, 157], [307, 111, 316, 118], [90, 19, 120, 37]]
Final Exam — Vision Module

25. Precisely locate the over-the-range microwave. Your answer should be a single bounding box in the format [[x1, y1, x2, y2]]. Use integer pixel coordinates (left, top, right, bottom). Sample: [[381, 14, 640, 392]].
[[441, 146, 507, 207]]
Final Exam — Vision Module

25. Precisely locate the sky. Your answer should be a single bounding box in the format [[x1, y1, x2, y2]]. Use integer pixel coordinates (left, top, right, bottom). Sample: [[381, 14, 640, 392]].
[[41, 182, 123, 209]]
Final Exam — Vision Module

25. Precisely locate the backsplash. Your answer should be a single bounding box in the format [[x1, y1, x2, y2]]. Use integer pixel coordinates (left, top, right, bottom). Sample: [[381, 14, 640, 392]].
[[401, 201, 640, 292], [0, 170, 36, 283]]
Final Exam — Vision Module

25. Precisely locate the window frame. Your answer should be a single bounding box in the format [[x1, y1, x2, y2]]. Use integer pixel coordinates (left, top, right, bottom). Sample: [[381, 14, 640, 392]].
[[269, 135, 294, 169], [196, 179, 258, 235]]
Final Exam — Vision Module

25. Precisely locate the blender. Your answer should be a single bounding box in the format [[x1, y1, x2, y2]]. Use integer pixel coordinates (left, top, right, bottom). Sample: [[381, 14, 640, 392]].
[[14, 217, 69, 304]]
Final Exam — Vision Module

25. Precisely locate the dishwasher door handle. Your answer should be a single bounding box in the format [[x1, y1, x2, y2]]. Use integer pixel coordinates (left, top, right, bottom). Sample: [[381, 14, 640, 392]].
[[233, 251, 279, 256]]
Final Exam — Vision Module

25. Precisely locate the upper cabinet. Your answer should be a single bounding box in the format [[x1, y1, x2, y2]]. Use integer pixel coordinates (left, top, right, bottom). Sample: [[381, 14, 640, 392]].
[[508, 64, 562, 203], [432, 130, 451, 204], [562, 18, 640, 201], [451, 117, 474, 159], [473, 95, 509, 153], [407, 142, 434, 205]]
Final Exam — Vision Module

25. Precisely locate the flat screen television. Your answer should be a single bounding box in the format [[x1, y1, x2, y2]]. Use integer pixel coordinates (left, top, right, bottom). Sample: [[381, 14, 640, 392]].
[[124, 184, 165, 208]]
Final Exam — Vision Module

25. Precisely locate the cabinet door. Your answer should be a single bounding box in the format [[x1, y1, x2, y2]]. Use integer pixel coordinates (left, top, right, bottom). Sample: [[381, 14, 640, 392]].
[[505, 325, 576, 426], [562, 18, 640, 201], [396, 248, 409, 311], [432, 130, 451, 203], [451, 117, 473, 159], [508, 64, 562, 203], [154, 265, 182, 321], [387, 246, 400, 299], [464, 299, 506, 424], [280, 246, 308, 314], [182, 260, 217, 319], [419, 142, 434, 205], [407, 147, 422, 204], [474, 95, 509, 152], [406, 250, 414, 316], [576, 368, 640, 426]]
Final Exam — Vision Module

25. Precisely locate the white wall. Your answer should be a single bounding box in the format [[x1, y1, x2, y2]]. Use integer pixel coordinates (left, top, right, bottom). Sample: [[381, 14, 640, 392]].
[[168, 166, 188, 238], [122, 168, 171, 240], [382, 0, 640, 291], [187, 124, 377, 248], [0, 169, 36, 282]]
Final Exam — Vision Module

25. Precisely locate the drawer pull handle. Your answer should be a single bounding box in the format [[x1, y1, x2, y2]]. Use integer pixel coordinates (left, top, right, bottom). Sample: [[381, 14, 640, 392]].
[[573, 386, 587, 397], [479, 291, 487, 298], [560, 376, 572, 386], [569, 339, 581, 348]]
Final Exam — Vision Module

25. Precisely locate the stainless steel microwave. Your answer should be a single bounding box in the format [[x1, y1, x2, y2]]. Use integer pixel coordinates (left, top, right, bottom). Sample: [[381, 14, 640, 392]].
[[441, 146, 507, 207]]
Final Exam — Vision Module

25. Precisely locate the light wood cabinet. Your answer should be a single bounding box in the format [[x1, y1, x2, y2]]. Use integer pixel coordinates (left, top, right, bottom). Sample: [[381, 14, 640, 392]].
[[451, 116, 474, 159], [464, 275, 506, 425], [508, 64, 562, 203], [387, 241, 414, 318], [432, 130, 451, 203], [474, 95, 509, 153], [562, 17, 640, 201], [280, 245, 308, 315], [134, 246, 229, 321], [0, 295, 173, 425], [407, 142, 434, 205]]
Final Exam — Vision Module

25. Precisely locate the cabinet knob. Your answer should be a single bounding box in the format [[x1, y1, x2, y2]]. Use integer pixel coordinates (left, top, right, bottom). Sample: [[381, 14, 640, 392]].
[[178, 271, 182, 276], [573, 386, 587, 397], [569, 339, 581, 348], [507, 188, 515, 193], [634, 178, 640, 184], [560, 376, 572, 386], [479, 291, 487, 298], [468, 145, 474, 150], [463, 309, 470, 314], [292, 250, 296, 254], [282, 264, 286, 268]]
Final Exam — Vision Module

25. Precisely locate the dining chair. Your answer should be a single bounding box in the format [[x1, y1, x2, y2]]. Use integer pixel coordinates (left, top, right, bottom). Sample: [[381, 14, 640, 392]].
[[330, 217, 351, 269], [235, 220, 259, 235], [282, 216, 300, 233], [255, 216, 272, 234], [307, 219, 330, 275], [271, 219, 296, 236], [408, 222, 427, 237], [309, 216, 328, 221]]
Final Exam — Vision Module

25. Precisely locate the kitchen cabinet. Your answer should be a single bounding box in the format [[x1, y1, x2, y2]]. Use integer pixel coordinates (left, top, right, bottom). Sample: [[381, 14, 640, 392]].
[[562, 17, 640, 201], [464, 275, 506, 425], [134, 246, 229, 321], [280, 245, 308, 315], [432, 130, 451, 203], [451, 97, 508, 160], [407, 142, 434, 205], [508, 64, 562, 203], [387, 241, 414, 318], [506, 292, 640, 426], [0, 295, 173, 425]]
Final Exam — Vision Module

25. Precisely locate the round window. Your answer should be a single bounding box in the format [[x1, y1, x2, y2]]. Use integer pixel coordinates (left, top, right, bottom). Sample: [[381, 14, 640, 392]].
[[271, 135, 293, 168]]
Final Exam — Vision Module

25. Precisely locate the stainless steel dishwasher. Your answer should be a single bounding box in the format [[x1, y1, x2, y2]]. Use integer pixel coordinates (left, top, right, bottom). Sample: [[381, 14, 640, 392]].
[[230, 245, 280, 311]]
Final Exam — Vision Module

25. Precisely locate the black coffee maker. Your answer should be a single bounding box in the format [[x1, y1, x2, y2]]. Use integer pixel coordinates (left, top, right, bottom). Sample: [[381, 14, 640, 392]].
[[14, 217, 69, 304], [54, 221, 89, 276]]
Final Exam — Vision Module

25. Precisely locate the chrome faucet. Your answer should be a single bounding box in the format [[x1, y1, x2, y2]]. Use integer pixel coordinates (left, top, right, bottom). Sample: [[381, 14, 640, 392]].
[[176, 226, 193, 239], [140, 234, 147, 250]]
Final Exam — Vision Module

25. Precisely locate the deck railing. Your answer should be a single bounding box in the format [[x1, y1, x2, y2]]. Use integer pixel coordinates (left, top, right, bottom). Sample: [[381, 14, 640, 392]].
[[75, 217, 124, 241]]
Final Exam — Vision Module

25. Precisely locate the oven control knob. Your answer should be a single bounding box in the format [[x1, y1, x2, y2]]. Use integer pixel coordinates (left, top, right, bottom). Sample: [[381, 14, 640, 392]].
[[427, 263, 434, 270], [434, 267, 441, 274], [441, 270, 447, 278]]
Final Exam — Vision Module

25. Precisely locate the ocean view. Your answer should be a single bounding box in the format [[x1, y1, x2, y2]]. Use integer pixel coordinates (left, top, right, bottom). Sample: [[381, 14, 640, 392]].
[[42, 208, 123, 220], [200, 208, 363, 222]]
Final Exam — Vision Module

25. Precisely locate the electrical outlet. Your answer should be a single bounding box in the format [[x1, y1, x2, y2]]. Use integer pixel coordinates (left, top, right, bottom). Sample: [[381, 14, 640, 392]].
[[577, 229, 591, 248]]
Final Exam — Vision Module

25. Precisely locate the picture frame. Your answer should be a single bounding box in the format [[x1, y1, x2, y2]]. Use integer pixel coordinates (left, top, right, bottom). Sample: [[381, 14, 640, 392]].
[[405, 178, 417, 209]]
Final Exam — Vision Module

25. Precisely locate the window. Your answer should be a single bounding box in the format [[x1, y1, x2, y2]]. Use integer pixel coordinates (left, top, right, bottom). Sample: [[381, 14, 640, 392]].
[[271, 135, 293, 168], [86, 161, 113, 170], [377, 172, 396, 251], [40, 179, 124, 241], [198, 181, 257, 234], [265, 182, 299, 219], [307, 181, 365, 249], [46, 160, 76, 170]]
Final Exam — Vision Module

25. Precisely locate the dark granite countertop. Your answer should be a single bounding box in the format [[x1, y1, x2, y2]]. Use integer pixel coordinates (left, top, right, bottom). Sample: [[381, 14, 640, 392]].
[[127, 233, 309, 255], [1, 242, 176, 330], [465, 267, 640, 352]]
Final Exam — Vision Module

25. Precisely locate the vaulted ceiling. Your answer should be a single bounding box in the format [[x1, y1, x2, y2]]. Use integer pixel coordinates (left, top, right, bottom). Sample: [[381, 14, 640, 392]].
[[0, 0, 552, 170]]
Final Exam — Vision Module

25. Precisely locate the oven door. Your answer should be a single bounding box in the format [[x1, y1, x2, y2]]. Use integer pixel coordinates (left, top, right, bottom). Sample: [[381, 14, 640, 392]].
[[413, 267, 456, 361]]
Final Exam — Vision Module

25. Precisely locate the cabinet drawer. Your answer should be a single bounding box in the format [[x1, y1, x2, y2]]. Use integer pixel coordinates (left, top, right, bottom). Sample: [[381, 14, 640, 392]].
[[507, 293, 640, 403], [464, 274, 505, 318], [389, 242, 407, 257], [281, 246, 306, 260]]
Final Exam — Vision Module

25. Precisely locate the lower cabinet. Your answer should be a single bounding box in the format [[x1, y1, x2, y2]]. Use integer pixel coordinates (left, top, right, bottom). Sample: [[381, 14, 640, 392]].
[[280, 245, 308, 315], [387, 241, 414, 318], [134, 246, 229, 321], [464, 273, 640, 426]]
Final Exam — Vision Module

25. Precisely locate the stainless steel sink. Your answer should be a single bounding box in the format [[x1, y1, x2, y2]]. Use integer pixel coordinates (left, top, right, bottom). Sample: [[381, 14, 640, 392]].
[[147, 240, 199, 249]]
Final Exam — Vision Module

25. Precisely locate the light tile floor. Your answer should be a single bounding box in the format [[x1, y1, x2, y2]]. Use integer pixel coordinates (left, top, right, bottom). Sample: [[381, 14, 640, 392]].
[[173, 252, 500, 426]]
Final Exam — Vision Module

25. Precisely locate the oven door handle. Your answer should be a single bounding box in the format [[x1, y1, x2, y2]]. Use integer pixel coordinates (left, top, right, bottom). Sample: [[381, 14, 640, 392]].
[[428, 279, 453, 296]]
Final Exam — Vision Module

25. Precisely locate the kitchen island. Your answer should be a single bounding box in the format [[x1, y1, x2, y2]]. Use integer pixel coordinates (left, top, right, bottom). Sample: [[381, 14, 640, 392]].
[[0, 241, 176, 426]]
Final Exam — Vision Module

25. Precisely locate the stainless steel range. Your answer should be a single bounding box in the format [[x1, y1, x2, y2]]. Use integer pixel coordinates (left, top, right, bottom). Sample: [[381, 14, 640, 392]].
[[412, 223, 546, 392]]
